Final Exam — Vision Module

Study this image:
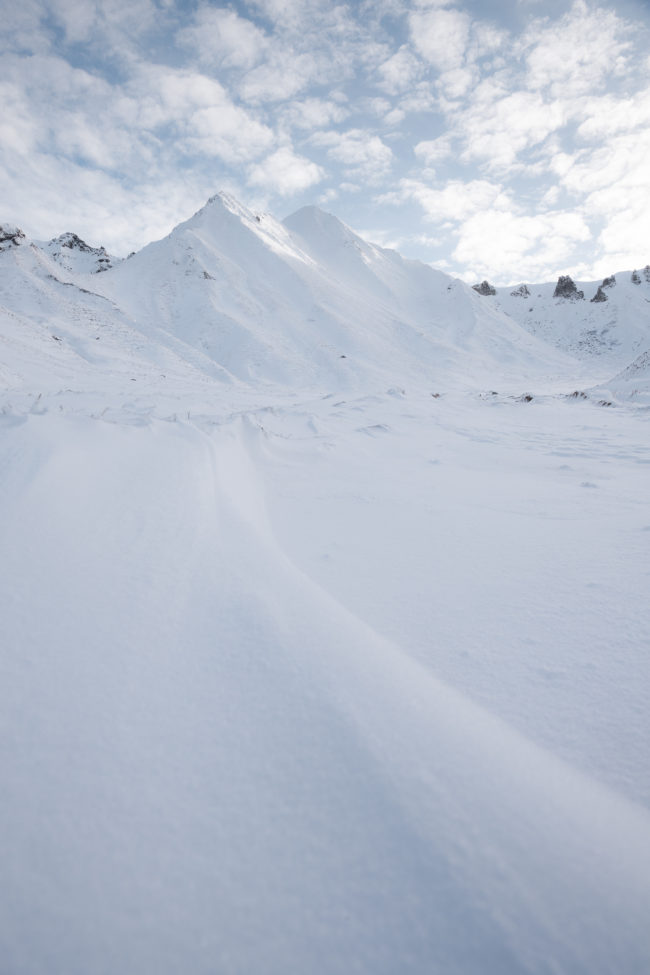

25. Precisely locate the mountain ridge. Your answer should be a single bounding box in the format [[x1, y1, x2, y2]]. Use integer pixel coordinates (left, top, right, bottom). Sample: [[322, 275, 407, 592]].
[[1, 195, 649, 405]]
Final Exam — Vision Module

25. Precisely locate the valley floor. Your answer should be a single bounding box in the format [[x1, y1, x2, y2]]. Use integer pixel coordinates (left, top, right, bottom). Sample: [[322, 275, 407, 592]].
[[1, 381, 649, 973]]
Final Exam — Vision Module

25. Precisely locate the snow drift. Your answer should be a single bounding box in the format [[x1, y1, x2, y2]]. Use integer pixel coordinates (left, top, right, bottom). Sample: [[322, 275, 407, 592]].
[[1, 193, 650, 974]]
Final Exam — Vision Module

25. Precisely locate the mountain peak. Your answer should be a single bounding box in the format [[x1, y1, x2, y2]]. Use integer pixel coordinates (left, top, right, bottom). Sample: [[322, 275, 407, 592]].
[[194, 190, 262, 226], [176, 191, 268, 240]]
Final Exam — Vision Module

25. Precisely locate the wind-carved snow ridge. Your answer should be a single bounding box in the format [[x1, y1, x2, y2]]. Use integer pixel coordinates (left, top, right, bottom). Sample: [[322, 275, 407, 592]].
[[2, 191, 650, 973]]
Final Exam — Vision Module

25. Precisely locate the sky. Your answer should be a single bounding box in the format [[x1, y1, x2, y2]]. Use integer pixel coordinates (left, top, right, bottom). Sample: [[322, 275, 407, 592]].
[[1, 0, 650, 284]]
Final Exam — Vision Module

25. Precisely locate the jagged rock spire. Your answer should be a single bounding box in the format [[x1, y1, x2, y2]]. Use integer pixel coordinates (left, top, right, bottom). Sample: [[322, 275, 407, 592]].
[[553, 275, 584, 300]]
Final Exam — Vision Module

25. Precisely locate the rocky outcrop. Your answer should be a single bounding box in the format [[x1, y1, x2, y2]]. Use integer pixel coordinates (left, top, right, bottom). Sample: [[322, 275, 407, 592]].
[[472, 280, 496, 296], [57, 232, 94, 252], [510, 284, 530, 297], [644, 265, 650, 283], [0, 225, 26, 250], [47, 233, 113, 272], [590, 286, 607, 303], [602, 274, 616, 289], [631, 270, 641, 284], [553, 275, 584, 300]]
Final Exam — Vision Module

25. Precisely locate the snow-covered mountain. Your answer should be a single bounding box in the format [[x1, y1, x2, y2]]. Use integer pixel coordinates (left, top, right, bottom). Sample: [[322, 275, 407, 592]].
[[93, 191, 578, 391], [2, 197, 650, 975], [3, 195, 649, 408]]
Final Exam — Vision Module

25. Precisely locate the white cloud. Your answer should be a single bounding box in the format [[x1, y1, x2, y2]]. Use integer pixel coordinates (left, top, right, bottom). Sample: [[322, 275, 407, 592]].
[[311, 128, 393, 183], [246, 0, 314, 29], [0, 81, 40, 154], [452, 208, 591, 282], [239, 52, 322, 103], [460, 89, 569, 169], [384, 107, 406, 125], [420, 1, 644, 183], [397, 177, 513, 223], [524, 0, 632, 98], [133, 67, 275, 164], [408, 6, 471, 72], [247, 146, 325, 195], [186, 105, 274, 163], [396, 81, 437, 115], [414, 136, 453, 165], [436, 65, 478, 100], [557, 126, 650, 201], [0, 0, 49, 55], [48, 0, 159, 53], [2, 0, 650, 282], [576, 87, 650, 140], [377, 45, 422, 95], [280, 97, 349, 131], [0, 145, 216, 254], [177, 8, 267, 71]]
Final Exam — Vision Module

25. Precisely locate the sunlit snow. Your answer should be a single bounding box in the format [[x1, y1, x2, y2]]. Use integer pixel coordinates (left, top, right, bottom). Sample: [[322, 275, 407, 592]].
[[1, 196, 649, 974]]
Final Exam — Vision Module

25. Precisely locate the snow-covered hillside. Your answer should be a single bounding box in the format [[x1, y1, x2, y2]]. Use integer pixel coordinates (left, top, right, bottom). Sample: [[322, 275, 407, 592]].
[[481, 266, 650, 372], [1, 198, 650, 974]]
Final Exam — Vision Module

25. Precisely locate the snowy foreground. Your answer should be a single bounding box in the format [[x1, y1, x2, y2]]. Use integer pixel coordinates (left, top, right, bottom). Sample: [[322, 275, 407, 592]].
[[1, 197, 650, 973]]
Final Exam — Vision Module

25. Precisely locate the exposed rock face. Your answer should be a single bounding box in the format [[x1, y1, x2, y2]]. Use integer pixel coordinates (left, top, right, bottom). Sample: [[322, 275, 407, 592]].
[[510, 284, 530, 297], [56, 232, 93, 252], [602, 274, 616, 289], [590, 286, 608, 303], [644, 265, 650, 283], [0, 225, 26, 249], [553, 275, 584, 300], [472, 280, 496, 296], [631, 270, 641, 284], [48, 232, 113, 272]]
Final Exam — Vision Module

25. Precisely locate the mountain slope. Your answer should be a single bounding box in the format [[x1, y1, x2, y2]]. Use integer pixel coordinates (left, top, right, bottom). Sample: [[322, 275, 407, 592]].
[[2, 196, 650, 974], [488, 269, 650, 368], [90, 193, 577, 392]]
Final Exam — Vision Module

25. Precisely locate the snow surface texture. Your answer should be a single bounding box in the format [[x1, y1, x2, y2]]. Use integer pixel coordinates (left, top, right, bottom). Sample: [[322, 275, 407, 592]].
[[1, 193, 650, 974]]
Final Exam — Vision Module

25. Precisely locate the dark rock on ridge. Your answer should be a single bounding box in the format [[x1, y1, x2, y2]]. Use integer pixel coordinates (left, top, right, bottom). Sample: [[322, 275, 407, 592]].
[[48, 232, 113, 272], [553, 275, 584, 300], [472, 280, 496, 296], [510, 284, 530, 297], [55, 232, 94, 252], [590, 286, 608, 303], [0, 225, 26, 249]]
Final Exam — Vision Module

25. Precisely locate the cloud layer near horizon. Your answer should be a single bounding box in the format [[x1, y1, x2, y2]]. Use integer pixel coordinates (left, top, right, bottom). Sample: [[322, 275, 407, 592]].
[[1, 0, 649, 283]]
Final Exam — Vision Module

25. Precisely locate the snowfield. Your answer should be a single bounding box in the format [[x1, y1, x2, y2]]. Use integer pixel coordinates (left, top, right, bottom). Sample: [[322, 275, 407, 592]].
[[1, 195, 649, 974]]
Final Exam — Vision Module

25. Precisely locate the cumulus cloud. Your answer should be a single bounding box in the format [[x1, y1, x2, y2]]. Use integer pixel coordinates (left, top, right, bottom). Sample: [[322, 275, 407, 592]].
[[377, 45, 422, 95], [408, 6, 471, 72], [247, 145, 325, 194], [414, 136, 453, 165], [459, 88, 569, 169], [524, 0, 632, 97], [177, 8, 268, 71], [127, 67, 274, 163], [452, 209, 591, 282], [396, 177, 513, 223], [311, 128, 394, 183], [280, 97, 349, 131]]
